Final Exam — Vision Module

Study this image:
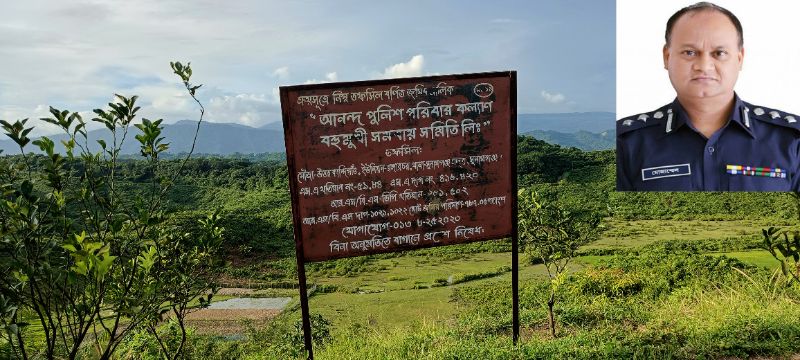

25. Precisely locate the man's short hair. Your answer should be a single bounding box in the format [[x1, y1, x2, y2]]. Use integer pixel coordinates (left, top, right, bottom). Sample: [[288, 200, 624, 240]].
[[665, 2, 743, 48]]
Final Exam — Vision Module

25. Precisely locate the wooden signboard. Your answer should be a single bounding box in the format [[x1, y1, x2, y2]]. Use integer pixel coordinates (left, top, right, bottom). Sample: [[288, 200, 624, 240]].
[[281, 72, 516, 262]]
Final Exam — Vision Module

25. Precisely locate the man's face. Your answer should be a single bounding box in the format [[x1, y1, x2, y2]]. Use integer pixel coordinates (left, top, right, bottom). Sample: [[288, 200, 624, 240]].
[[663, 10, 744, 101]]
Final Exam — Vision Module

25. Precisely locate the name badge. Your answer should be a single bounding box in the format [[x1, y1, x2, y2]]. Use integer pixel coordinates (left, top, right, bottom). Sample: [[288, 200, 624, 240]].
[[641, 163, 691, 181]]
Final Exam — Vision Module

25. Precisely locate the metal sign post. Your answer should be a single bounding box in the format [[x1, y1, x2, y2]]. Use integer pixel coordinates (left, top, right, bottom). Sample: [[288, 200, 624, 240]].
[[513, 233, 519, 344], [296, 259, 313, 358], [510, 70, 519, 344]]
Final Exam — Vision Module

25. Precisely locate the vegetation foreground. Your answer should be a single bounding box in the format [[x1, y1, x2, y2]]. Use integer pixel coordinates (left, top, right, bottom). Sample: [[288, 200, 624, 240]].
[[158, 239, 798, 360]]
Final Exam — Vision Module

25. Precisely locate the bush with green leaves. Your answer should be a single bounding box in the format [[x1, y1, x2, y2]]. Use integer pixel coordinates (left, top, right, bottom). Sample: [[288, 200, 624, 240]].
[[517, 188, 602, 338], [759, 192, 800, 287], [763, 227, 800, 284], [445, 244, 800, 359], [0, 61, 223, 360]]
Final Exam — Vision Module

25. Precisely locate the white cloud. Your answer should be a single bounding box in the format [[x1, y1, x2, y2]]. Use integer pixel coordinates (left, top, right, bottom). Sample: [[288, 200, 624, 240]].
[[205, 93, 280, 127], [540, 90, 566, 104], [123, 84, 198, 124], [271, 87, 280, 104], [380, 54, 424, 79], [26, 105, 65, 136], [490, 18, 517, 24], [272, 66, 289, 78], [3, 86, 277, 136], [0, 1, 349, 126], [151, 92, 190, 113], [304, 71, 339, 84]]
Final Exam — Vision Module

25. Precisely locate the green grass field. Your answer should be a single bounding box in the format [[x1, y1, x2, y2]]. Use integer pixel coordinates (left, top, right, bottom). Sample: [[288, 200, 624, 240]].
[[719, 250, 784, 270], [589, 219, 797, 250], [281, 219, 793, 335], [312, 252, 514, 292], [43, 218, 792, 360]]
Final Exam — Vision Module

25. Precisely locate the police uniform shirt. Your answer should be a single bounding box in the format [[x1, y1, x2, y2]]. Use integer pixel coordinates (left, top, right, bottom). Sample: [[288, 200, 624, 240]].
[[616, 95, 800, 191]]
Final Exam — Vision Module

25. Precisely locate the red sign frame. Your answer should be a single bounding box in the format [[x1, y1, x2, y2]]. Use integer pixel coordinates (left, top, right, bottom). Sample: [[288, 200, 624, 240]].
[[281, 71, 517, 262]]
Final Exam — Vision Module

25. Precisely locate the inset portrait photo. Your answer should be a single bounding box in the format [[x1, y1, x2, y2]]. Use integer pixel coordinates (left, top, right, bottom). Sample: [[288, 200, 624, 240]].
[[616, 1, 800, 191]]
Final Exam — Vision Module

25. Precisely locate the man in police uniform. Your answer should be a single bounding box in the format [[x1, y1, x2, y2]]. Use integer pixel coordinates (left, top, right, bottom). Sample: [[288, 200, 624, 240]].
[[617, 2, 800, 191]]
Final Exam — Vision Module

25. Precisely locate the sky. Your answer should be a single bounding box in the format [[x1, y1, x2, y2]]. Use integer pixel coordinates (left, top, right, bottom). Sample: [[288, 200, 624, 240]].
[[0, 0, 615, 136], [617, 0, 800, 118]]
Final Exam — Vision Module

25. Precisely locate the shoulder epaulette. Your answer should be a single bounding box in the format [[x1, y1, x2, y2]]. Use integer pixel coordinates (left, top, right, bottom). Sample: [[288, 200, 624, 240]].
[[744, 102, 800, 132], [617, 104, 672, 136]]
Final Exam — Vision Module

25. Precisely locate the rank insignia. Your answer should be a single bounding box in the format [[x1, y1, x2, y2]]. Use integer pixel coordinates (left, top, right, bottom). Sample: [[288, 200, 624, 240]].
[[726, 165, 787, 178]]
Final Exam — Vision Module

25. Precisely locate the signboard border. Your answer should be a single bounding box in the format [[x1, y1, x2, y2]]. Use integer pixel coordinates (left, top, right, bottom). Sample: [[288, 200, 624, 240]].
[[279, 71, 518, 358]]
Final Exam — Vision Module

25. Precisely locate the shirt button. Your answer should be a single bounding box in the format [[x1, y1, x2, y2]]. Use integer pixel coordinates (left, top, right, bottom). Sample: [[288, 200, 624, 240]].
[[708, 146, 715, 154]]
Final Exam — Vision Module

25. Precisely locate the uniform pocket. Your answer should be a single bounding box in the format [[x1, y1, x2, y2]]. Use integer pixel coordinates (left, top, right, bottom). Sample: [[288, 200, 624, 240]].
[[727, 174, 791, 191], [637, 174, 694, 191]]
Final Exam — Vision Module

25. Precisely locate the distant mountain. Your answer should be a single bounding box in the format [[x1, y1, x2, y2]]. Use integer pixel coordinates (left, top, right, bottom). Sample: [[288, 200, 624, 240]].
[[517, 112, 615, 134], [1, 112, 617, 155], [0, 120, 286, 155], [525, 129, 615, 151], [259, 121, 285, 132]]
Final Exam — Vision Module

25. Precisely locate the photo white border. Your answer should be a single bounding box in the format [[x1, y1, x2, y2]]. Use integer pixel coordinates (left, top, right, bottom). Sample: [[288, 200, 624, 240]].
[[617, 0, 800, 119]]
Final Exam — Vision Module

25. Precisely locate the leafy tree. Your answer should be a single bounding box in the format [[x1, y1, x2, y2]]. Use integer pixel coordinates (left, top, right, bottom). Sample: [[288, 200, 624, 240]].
[[517, 188, 602, 337], [0, 61, 223, 359]]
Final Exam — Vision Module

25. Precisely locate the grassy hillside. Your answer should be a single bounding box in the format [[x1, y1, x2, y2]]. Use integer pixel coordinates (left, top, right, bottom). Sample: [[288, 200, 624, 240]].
[[6, 135, 800, 359], [526, 129, 614, 151]]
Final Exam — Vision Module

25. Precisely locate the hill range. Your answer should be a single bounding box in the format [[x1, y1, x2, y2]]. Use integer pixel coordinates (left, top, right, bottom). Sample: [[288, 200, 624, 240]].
[[0, 112, 615, 155]]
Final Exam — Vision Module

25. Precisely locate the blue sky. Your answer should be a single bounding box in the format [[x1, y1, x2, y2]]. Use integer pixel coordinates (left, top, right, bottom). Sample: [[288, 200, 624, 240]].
[[0, 0, 615, 135]]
